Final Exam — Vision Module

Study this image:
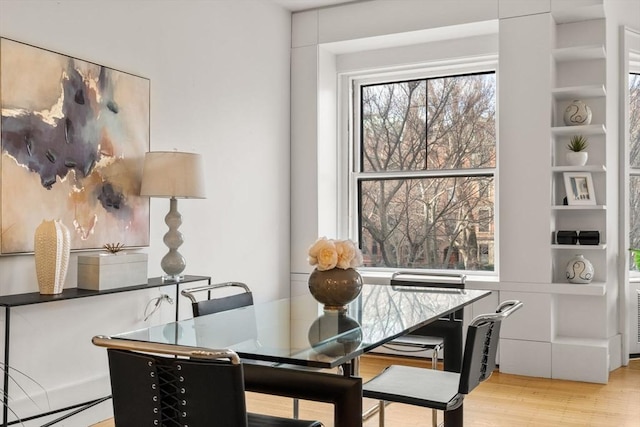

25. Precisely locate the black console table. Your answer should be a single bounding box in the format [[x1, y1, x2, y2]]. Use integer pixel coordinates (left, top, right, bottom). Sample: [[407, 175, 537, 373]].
[[0, 275, 211, 427]]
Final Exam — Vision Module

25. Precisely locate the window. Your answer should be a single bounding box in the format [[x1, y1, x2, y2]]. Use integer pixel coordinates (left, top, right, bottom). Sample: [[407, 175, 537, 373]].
[[478, 208, 491, 233], [630, 72, 640, 271], [351, 71, 496, 271]]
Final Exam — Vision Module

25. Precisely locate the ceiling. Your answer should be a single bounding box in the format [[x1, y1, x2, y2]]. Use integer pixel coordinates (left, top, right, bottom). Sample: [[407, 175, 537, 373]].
[[271, 0, 362, 12]]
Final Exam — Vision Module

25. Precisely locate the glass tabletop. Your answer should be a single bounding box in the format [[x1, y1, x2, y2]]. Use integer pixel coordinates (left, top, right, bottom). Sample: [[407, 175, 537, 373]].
[[112, 283, 490, 369]]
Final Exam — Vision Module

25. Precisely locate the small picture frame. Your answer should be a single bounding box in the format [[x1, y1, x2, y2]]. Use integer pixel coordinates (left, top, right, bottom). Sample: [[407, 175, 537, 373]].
[[563, 172, 596, 205]]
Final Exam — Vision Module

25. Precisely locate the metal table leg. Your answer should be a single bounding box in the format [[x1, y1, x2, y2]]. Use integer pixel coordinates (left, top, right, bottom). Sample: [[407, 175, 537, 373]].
[[3, 307, 10, 427]]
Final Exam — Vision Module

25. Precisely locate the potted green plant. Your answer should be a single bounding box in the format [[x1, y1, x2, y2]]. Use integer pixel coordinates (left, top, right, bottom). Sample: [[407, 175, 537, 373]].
[[630, 248, 640, 270], [566, 135, 589, 166]]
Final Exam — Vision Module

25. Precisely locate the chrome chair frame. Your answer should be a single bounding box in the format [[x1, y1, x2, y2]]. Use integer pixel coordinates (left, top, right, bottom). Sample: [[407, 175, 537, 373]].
[[93, 335, 240, 363], [181, 281, 253, 316]]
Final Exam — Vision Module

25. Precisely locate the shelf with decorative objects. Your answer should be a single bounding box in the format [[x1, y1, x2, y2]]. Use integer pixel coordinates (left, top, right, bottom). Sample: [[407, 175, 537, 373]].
[[550, 16, 607, 290]]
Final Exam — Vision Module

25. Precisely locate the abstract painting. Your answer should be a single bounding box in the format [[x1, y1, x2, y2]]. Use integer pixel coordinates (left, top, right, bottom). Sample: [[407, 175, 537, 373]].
[[0, 38, 150, 254]]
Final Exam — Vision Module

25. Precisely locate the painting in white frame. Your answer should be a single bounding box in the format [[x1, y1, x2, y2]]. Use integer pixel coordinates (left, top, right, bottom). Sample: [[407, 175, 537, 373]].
[[563, 172, 596, 206]]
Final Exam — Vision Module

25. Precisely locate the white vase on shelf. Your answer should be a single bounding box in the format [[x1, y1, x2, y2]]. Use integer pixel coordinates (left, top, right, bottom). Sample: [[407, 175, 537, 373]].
[[34, 219, 71, 295], [563, 100, 592, 126], [565, 254, 594, 284], [566, 151, 588, 166]]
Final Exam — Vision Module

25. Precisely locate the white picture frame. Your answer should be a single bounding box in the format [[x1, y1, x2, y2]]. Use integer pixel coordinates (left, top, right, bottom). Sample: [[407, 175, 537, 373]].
[[563, 172, 596, 205]]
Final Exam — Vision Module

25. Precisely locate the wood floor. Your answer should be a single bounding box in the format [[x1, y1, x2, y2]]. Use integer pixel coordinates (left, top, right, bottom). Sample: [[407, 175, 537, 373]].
[[92, 355, 640, 427]]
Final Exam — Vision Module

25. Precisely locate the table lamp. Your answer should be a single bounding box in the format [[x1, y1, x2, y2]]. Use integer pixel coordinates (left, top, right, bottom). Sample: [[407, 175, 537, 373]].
[[140, 151, 206, 281]]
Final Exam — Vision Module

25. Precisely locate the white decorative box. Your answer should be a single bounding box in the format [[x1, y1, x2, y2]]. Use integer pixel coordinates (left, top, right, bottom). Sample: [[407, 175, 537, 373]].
[[77, 253, 148, 290]]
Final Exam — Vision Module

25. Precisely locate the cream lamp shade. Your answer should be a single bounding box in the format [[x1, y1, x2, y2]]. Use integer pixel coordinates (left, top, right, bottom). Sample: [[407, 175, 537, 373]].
[[140, 151, 206, 199], [140, 151, 206, 281]]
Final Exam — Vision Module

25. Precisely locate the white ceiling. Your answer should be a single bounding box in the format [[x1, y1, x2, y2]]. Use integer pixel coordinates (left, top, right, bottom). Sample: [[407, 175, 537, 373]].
[[271, 0, 362, 12]]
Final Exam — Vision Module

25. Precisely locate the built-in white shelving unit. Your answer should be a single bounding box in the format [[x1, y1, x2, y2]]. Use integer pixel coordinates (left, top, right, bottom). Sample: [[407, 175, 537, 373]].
[[496, 1, 619, 386], [547, 6, 613, 383], [551, 38, 607, 282]]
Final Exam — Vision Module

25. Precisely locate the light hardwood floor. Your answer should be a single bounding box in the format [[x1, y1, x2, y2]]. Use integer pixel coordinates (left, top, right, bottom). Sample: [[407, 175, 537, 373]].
[[93, 355, 640, 427]]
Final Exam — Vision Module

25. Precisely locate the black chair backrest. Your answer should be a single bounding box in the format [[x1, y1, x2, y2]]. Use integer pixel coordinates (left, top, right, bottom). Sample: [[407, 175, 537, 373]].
[[458, 319, 502, 394], [108, 348, 249, 427], [181, 282, 254, 317], [458, 300, 522, 395], [194, 291, 254, 317]]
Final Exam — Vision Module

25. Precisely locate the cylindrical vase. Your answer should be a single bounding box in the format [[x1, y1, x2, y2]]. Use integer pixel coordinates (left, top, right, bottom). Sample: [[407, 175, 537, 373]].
[[34, 219, 71, 294]]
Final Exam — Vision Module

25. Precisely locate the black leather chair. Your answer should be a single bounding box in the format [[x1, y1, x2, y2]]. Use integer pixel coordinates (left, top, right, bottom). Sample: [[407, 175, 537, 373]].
[[363, 300, 523, 427], [379, 272, 466, 426], [181, 281, 310, 418], [92, 336, 323, 427], [384, 272, 467, 366], [180, 281, 253, 317]]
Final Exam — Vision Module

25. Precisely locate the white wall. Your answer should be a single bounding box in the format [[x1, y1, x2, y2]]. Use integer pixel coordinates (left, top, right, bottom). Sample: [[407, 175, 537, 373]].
[[0, 1, 292, 425], [0, 0, 292, 302]]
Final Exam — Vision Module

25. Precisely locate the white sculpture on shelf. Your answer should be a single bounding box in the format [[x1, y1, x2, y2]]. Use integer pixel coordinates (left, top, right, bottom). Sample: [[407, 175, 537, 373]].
[[563, 99, 592, 126], [566, 254, 594, 284]]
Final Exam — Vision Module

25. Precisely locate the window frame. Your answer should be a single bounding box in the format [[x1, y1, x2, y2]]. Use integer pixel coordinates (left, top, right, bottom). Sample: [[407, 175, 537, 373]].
[[629, 63, 640, 276], [342, 60, 499, 275]]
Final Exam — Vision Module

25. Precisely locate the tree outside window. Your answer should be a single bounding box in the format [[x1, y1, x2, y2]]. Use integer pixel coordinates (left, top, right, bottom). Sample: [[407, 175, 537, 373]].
[[354, 72, 496, 271]]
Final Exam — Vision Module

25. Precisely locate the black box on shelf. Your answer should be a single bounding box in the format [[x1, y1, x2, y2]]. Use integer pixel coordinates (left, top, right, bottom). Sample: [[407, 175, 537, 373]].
[[556, 230, 578, 244], [578, 230, 600, 245]]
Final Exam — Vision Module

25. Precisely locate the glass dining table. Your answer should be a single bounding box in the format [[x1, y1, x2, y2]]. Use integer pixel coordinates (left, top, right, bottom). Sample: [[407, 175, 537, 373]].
[[98, 283, 491, 427]]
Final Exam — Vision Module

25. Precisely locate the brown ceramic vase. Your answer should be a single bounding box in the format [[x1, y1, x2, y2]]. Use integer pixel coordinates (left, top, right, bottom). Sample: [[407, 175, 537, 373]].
[[308, 268, 363, 311]]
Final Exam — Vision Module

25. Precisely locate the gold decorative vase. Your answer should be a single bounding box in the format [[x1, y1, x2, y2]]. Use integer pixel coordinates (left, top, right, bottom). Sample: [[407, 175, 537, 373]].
[[308, 268, 363, 311], [34, 219, 71, 295]]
